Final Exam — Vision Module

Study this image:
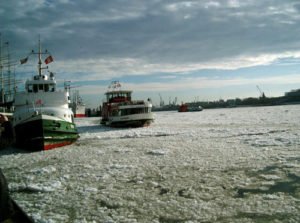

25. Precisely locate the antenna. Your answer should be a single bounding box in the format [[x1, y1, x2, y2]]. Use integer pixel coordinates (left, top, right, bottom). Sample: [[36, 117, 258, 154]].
[[38, 35, 42, 76], [27, 35, 51, 76]]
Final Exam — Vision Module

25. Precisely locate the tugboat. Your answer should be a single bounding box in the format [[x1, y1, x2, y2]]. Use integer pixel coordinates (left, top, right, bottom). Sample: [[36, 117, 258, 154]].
[[12, 39, 79, 151], [101, 81, 154, 127]]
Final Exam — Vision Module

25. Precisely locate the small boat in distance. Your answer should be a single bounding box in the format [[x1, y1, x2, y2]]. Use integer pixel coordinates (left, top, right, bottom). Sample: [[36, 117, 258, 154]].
[[178, 103, 203, 112], [101, 81, 154, 127], [71, 90, 86, 118], [13, 39, 79, 151]]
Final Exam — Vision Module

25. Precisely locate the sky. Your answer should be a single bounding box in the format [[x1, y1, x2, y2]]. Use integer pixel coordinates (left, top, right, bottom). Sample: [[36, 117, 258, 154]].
[[1, 0, 300, 108]]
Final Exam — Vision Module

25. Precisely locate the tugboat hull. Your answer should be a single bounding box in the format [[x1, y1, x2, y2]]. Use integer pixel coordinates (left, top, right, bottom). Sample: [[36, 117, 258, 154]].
[[14, 115, 78, 151]]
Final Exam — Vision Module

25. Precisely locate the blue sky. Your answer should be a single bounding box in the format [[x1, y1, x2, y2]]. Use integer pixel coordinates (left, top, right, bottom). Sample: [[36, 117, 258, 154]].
[[1, 0, 300, 108]]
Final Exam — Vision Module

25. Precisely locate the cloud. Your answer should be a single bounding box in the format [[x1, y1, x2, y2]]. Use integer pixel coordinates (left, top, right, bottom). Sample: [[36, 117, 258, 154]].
[[77, 73, 300, 99], [3, 0, 300, 65], [29, 50, 300, 82], [2, 0, 300, 107]]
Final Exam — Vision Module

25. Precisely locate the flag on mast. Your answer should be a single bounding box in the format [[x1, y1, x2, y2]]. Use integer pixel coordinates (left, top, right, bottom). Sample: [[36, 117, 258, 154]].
[[44, 55, 53, 64], [20, 57, 28, 64]]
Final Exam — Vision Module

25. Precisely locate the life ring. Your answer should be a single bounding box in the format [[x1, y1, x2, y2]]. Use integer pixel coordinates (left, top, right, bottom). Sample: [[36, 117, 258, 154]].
[[0, 114, 8, 124]]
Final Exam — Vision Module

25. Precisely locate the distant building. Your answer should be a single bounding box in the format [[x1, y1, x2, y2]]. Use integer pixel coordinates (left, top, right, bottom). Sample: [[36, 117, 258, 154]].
[[285, 89, 300, 97]]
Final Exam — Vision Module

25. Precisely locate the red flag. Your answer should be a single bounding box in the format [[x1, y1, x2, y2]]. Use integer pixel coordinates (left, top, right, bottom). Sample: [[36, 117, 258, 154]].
[[45, 55, 53, 64]]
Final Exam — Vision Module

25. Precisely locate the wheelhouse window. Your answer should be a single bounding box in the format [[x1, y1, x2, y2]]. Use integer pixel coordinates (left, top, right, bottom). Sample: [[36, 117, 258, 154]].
[[107, 92, 132, 103], [33, 85, 38, 92], [50, 84, 55, 92], [44, 84, 49, 92], [27, 83, 55, 93], [27, 84, 33, 92]]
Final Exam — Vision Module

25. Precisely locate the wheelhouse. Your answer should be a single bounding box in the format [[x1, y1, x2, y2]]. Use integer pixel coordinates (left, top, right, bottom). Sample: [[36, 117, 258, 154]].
[[25, 74, 56, 93], [105, 90, 132, 103]]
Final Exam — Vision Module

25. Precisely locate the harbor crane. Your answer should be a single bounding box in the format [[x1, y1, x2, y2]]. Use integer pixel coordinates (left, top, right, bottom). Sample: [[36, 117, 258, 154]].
[[256, 85, 266, 98], [159, 93, 164, 107]]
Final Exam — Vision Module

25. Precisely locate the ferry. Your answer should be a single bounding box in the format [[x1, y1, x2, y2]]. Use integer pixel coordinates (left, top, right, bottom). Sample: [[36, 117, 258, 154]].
[[101, 81, 154, 127], [13, 39, 79, 151]]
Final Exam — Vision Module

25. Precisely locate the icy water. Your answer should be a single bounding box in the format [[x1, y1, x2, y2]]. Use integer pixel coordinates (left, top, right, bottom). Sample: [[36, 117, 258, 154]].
[[0, 105, 299, 223]]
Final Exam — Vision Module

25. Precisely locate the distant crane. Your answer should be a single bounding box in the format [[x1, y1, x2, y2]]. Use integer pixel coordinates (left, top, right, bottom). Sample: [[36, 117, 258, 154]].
[[173, 97, 177, 105], [169, 96, 178, 105], [256, 85, 266, 98], [159, 93, 164, 107]]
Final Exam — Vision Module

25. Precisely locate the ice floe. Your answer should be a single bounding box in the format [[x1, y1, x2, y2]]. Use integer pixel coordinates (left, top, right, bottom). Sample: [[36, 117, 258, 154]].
[[0, 105, 299, 222]]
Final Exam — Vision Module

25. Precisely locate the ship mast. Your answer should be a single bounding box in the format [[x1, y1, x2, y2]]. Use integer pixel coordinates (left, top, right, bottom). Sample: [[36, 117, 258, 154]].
[[32, 36, 49, 77], [6, 41, 11, 101], [0, 34, 18, 109], [0, 33, 4, 106], [38, 37, 42, 76]]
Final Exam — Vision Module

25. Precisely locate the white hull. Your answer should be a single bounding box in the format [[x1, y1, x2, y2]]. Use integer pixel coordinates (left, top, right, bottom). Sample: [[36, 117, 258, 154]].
[[103, 102, 154, 127], [13, 106, 73, 126], [107, 112, 154, 127], [72, 104, 85, 117], [13, 91, 73, 127]]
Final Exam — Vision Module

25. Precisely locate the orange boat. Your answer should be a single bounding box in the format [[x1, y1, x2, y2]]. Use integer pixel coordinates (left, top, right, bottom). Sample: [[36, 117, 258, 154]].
[[178, 103, 203, 112]]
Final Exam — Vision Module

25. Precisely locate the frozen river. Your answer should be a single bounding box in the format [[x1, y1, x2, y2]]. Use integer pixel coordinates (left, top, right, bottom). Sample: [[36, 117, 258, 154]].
[[0, 105, 299, 222]]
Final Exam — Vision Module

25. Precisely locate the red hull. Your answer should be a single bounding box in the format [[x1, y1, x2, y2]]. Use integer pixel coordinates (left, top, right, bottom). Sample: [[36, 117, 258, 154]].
[[178, 104, 188, 112], [44, 141, 74, 150], [74, 114, 85, 118]]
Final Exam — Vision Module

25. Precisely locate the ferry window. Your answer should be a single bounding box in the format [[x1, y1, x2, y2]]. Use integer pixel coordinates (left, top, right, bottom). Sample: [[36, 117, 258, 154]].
[[112, 110, 118, 116], [33, 85, 38, 93], [122, 109, 128, 116], [44, 84, 49, 92], [39, 84, 43, 91]]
